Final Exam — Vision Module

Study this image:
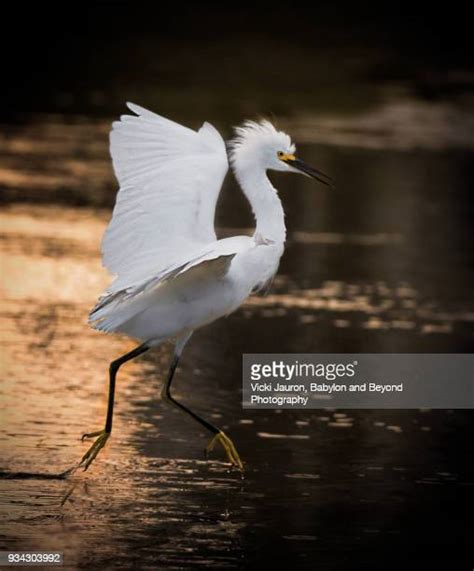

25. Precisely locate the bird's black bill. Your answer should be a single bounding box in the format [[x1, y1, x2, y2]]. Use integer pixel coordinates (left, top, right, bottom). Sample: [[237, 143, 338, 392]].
[[289, 158, 334, 187]]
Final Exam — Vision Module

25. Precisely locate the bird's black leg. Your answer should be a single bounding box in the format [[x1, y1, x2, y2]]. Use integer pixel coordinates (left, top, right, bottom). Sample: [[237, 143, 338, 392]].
[[79, 343, 149, 470], [161, 352, 243, 470], [161, 354, 219, 434]]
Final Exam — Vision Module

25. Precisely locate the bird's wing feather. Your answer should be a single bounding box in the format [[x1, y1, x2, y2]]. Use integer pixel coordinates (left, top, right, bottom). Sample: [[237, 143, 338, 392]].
[[89, 236, 254, 332], [103, 102, 229, 293]]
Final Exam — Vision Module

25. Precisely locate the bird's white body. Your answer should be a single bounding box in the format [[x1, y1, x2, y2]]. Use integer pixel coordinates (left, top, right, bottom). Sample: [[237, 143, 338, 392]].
[[102, 235, 283, 344], [89, 103, 299, 348]]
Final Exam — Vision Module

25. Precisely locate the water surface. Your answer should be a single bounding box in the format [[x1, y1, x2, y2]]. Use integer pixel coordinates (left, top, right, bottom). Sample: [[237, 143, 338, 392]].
[[0, 112, 473, 569]]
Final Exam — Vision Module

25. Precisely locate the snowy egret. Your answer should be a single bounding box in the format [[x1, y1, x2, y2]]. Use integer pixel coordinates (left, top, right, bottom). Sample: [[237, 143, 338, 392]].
[[80, 103, 332, 471]]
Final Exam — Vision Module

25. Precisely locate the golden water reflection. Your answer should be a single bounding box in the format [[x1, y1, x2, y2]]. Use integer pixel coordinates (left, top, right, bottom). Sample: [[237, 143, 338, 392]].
[[1, 203, 472, 567]]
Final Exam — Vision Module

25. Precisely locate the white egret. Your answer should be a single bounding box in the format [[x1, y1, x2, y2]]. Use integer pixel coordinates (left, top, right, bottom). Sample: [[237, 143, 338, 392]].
[[80, 103, 332, 471]]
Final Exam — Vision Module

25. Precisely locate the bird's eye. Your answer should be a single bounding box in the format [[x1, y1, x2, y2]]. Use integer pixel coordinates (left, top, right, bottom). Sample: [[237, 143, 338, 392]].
[[277, 151, 284, 158]]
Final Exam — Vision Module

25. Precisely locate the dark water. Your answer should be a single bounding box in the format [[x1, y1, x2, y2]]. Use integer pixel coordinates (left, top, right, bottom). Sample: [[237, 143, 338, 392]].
[[1, 98, 474, 569]]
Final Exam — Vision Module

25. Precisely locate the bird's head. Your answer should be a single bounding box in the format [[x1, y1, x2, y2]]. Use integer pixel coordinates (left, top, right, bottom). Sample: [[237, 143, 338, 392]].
[[229, 119, 332, 187]]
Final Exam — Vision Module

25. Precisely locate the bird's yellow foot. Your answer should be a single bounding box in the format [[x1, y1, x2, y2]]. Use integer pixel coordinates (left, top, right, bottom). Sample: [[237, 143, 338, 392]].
[[206, 431, 244, 471], [79, 429, 110, 471]]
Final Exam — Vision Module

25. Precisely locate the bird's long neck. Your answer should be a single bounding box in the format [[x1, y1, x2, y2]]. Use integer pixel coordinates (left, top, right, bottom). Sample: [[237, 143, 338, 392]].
[[234, 164, 286, 243]]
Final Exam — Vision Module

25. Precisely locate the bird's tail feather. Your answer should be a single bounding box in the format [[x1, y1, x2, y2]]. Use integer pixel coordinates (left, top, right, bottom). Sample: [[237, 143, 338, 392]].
[[88, 292, 139, 334]]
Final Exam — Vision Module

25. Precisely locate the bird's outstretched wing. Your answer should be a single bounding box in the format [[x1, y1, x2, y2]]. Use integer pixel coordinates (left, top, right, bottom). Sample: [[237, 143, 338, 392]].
[[102, 102, 229, 293]]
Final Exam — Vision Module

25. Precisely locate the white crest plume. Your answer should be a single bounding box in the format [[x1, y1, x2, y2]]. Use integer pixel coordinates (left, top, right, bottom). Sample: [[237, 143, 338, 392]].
[[229, 119, 295, 168]]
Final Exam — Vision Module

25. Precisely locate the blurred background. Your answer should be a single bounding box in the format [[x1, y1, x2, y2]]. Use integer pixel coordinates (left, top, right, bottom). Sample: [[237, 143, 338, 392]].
[[1, 2, 473, 569]]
